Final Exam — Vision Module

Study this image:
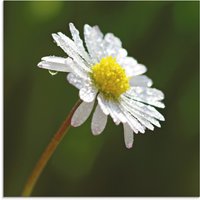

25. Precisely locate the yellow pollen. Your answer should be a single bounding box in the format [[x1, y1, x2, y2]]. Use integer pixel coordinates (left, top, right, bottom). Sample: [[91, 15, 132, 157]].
[[91, 56, 130, 100]]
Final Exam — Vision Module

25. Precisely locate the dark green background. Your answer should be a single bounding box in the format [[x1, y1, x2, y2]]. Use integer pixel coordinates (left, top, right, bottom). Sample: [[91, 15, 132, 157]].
[[4, 1, 199, 196]]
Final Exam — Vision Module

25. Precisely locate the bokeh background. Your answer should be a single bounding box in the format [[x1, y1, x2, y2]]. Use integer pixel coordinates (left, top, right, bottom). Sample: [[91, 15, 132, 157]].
[[4, 1, 199, 196]]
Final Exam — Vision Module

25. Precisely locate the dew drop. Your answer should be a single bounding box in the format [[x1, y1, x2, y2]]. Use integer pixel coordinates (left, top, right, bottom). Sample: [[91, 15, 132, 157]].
[[48, 70, 58, 76]]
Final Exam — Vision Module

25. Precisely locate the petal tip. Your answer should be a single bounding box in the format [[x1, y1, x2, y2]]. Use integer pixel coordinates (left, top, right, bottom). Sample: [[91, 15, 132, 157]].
[[126, 143, 133, 149], [71, 120, 80, 127], [79, 88, 97, 103], [52, 33, 58, 41], [79, 95, 93, 103], [92, 129, 101, 136], [37, 62, 42, 68]]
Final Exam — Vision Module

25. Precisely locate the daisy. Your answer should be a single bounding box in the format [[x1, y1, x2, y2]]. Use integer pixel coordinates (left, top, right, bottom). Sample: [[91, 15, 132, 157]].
[[38, 23, 165, 149]]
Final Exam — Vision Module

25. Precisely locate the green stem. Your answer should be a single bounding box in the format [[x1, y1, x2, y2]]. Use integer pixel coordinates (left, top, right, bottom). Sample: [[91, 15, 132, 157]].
[[22, 100, 81, 196]]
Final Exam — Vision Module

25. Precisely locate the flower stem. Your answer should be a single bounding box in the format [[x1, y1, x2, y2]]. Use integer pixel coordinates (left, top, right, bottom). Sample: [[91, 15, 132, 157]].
[[22, 99, 81, 197]]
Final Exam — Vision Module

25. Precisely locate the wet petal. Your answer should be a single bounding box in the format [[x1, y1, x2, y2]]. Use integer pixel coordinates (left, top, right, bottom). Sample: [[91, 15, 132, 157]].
[[120, 104, 146, 134], [79, 84, 97, 102], [130, 75, 153, 87], [119, 57, 147, 77], [121, 95, 165, 122], [103, 33, 124, 58], [52, 33, 90, 72], [84, 24, 105, 62], [38, 56, 71, 72], [125, 87, 165, 108], [67, 73, 87, 89], [123, 123, 134, 149], [91, 104, 108, 135], [97, 94, 109, 115], [69, 23, 92, 65], [71, 101, 95, 127]]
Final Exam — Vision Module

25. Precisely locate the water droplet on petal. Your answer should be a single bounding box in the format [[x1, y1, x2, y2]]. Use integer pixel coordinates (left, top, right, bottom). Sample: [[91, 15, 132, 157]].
[[49, 70, 58, 76]]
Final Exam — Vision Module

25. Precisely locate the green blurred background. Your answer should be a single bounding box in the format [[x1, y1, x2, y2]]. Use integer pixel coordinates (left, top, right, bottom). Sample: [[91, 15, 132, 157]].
[[4, 1, 199, 196]]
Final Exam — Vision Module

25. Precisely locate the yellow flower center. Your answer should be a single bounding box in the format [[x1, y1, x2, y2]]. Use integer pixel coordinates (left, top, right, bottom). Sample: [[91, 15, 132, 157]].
[[91, 56, 130, 100]]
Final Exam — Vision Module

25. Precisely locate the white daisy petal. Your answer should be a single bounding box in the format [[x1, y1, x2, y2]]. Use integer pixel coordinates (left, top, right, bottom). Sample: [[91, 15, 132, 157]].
[[125, 120, 138, 134], [126, 63, 147, 77], [79, 84, 97, 103], [52, 33, 90, 72], [69, 23, 92, 65], [65, 58, 89, 80], [119, 56, 147, 77], [143, 115, 161, 128], [128, 116, 145, 134], [122, 102, 154, 130], [116, 48, 128, 60], [67, 73, 87, 89], [131, 63, 147, 76], [124, 101, 161, 128], [118, 104, 138, 134], [97, 94, 109, 115], [118, 56, 137, 66], [127, 108, 155, 131], [104, 33, 122, 47], [136, 103, 165, 121], [105, 101, 120, 125], [121, 95, 165, 122], [125, 87, 165, 108], [41, 56, 67, 65], [121, 106, 145, 134], [91, 104, 108, 135], [57, 32, 91, 69], [123, 123, 134, 149], [38, 56, 71, 72], [145, 101, 165, 108], [108, 101, 127, 124], [71, 101, 95, 127], [103, 33, 123, 58], [100, 100, 127, 125], [127, 122, 138, 134], [84, 24, 105, 62], [130, 75, 153, 87], [129, 87, 165, 100]]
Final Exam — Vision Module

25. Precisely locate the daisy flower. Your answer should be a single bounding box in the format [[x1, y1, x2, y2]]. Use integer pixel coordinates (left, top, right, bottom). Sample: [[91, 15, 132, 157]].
[[38, 23, 165, 149]]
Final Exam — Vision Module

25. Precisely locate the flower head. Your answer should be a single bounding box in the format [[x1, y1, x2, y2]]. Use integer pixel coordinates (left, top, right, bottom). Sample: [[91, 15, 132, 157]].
[[38, 23, 165, 149]]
